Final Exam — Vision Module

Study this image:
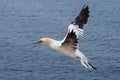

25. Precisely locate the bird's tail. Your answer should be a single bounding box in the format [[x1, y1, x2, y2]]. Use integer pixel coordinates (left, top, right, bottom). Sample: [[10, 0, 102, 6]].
[[80, 58, 96, 70], [76, 51, 96, 70]]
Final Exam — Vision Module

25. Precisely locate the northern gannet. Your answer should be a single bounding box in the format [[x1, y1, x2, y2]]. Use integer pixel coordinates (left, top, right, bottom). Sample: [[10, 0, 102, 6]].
[[33, 5, 96, 70]]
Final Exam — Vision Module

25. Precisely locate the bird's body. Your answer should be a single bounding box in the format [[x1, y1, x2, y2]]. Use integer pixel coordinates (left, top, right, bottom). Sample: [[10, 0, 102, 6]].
[[33, 5, 96, 70]]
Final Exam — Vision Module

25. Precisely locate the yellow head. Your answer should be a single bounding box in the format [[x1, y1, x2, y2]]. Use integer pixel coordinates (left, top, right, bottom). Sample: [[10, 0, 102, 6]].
[[33, 38, 52, 46], [40, 38, 52, 45]]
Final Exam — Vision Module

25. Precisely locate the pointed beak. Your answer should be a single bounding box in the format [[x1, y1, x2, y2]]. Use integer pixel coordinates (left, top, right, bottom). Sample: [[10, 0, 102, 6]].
[[32, 40, 42, 44]]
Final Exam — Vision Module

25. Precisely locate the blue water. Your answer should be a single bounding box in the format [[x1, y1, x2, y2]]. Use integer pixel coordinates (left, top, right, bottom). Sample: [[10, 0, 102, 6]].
[[0, 0, 120, 80]]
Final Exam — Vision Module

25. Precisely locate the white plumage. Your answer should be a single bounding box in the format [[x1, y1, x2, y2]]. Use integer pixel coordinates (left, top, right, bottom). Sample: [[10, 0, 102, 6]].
[[33, 5, 96, 70]]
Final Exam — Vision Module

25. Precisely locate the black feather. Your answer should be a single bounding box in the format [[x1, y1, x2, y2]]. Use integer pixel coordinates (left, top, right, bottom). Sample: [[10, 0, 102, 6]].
[[72, 5, 89, 29], [62, 30, 78, 50]]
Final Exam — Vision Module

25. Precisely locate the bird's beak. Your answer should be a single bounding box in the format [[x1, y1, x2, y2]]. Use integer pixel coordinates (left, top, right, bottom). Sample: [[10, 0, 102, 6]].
[[32, 40, 42, 44]]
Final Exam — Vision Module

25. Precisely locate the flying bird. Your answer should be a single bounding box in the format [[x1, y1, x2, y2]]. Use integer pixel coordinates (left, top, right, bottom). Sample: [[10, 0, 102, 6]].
[[33, 5, 96, 70]]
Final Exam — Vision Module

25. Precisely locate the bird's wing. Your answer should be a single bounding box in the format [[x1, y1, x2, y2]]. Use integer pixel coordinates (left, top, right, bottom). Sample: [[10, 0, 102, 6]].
[[61, 5, 89, 50]]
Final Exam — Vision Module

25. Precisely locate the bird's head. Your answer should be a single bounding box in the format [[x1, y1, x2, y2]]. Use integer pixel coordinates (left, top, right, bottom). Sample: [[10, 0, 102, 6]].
[[32, 38, 52, 46]]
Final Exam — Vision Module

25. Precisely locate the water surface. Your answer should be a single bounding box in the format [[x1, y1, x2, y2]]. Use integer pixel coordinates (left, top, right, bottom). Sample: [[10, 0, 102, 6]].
[[0, 0, 120, 80]]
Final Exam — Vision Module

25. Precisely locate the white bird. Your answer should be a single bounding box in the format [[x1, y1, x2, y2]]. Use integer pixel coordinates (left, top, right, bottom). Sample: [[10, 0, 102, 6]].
[[33, 5, 96, 70]]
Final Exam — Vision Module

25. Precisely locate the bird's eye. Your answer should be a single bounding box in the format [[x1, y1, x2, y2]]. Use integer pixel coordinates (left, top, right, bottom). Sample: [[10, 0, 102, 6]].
[[40, 40, 43, 43]]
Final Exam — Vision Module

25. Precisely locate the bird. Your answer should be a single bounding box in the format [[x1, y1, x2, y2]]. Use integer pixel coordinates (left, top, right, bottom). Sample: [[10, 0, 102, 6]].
[[33, 5, 96, 70]]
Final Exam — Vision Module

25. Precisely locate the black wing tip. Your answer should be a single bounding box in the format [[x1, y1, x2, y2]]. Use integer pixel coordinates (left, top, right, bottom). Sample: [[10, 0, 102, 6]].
[[88, 62, 97, 70], [92, 65, 97, 70], [83, 4, 89, 9], [82, 4, 89, 12], [72, 4, 89, 29]]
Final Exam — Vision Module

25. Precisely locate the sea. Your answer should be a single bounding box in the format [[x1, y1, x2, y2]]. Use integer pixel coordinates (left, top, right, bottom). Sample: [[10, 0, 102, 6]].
[[0, 0, 120, 80]]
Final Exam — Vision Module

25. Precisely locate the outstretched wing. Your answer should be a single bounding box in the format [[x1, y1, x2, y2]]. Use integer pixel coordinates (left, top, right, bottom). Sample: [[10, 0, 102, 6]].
[[72, 5, 89, 29], [62, 5, 89, 50]]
